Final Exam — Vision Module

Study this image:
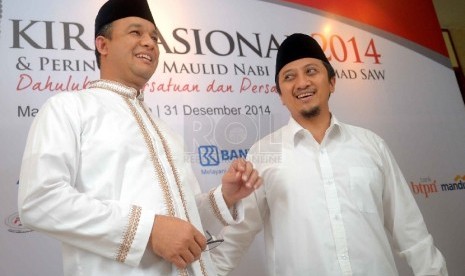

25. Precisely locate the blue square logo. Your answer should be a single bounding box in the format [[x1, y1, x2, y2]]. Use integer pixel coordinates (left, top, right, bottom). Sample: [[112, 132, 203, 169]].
[[198, 145, 220, 166]]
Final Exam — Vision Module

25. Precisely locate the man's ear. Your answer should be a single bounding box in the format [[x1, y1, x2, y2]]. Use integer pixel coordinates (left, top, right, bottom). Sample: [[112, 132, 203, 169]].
[[329, 76, 336, 94], [95, 36, 108, 57]]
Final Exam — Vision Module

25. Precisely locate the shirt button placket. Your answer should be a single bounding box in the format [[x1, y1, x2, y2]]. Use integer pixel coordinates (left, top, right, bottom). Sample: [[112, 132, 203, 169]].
[[319, 147, 353, 276]]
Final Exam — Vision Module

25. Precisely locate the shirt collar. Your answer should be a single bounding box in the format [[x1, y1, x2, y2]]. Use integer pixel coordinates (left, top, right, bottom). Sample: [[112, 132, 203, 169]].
[[285, 114, 343, 147], [88, 79, 144, 101]]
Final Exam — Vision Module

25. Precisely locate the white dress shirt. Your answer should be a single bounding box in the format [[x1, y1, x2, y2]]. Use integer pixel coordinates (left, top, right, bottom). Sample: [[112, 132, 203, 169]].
[[18, 80, 242, 276], [213, 116, 447, 276]]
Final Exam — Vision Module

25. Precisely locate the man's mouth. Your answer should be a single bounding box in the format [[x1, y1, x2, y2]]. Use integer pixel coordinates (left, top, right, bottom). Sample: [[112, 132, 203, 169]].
[[296, 91, 315, 99], [136, 54, 152, 62]]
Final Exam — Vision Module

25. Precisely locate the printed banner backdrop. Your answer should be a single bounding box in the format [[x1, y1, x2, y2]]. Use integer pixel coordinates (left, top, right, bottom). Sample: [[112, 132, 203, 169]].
[[1, 0, 464, 275]]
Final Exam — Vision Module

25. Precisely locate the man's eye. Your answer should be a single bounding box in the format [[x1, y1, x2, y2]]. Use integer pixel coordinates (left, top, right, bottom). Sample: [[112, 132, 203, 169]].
[[283, 75, 293, 81], [306, 68, 317, 75]]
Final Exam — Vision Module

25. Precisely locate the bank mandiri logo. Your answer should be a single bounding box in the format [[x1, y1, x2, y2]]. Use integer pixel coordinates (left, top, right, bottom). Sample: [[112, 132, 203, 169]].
[[5, 212, 32, 233], [411, 175, 465, 198], [441, 175, 465, 192], [198, 145, 248, 166]]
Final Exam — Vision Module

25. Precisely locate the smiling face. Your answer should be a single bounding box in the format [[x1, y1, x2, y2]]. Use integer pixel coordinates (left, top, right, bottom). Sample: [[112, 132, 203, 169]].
[[278, 57, 335, 125], [96, 16, 159, 90]]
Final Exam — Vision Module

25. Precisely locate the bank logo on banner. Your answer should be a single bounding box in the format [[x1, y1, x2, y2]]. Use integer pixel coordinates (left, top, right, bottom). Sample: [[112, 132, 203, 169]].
[[410, 174, 465, 198], [198, 145, 220, 166], [441, 175, 465, 193], [410, 177, 438, 198], [198, 145, 248, 167]]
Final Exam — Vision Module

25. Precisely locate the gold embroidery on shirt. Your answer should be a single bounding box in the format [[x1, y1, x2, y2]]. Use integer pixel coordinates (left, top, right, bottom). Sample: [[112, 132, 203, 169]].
[[199, 259, 208, 275], [88, 79, 138, 99], [140, 103, 210, 276], [116, 205, 142, 263], [124, 97, 176, 217], [140, 104, 192, 221], [142, 103, 211, 276], [232, 205, 238, 221], [91, 80, 208, 275], [209, 189, 229, 226]]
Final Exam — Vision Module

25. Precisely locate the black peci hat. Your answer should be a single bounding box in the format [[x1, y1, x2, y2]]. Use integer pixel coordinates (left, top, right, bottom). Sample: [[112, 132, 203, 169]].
[[275, 33, 332, 86], [95, 0, 156, 38]]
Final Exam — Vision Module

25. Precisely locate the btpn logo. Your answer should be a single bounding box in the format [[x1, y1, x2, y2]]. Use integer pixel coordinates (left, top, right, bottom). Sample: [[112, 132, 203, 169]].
[[410, 177, 438, 198], [198, 145, 248, 166]]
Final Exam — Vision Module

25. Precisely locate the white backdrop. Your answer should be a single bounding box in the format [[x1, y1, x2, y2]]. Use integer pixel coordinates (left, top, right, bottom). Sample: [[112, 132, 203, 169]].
[[1, 0, 464, 275]]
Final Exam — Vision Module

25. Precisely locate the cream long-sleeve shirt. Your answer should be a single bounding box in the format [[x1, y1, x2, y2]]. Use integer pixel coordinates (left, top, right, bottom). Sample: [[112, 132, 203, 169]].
[[18, 80, 242, 276], [212, 116, 447, 276]]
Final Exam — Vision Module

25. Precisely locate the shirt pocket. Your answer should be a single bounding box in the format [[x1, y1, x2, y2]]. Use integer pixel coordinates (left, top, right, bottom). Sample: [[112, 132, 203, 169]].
[[349, 166, 383, 213]]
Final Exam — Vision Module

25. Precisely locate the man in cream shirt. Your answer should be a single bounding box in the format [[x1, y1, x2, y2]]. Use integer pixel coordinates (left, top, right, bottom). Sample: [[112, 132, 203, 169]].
[[18, 0, 261, 275]]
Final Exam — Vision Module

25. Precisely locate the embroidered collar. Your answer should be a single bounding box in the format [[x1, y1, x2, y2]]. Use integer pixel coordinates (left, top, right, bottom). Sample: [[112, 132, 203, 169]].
[[88, 79, 144, 101]]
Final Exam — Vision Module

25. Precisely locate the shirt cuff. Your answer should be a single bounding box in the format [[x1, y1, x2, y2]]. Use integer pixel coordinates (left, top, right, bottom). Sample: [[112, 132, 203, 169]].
[[399, 234, 448, 276], [119, 206, 155, 266], [208, 187, 244, 226]]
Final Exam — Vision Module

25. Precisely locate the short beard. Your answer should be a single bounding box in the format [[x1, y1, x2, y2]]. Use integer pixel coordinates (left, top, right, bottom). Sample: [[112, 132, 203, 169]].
[[301, 106, 321, 118]]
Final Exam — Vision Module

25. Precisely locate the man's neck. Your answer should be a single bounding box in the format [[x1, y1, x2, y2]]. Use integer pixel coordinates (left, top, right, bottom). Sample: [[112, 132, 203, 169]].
[[297, 112, 331, 144]]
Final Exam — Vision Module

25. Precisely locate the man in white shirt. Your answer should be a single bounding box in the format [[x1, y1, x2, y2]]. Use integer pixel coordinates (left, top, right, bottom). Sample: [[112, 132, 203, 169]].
[[18, 0, 261, 275], [212, 33, 448, 276]]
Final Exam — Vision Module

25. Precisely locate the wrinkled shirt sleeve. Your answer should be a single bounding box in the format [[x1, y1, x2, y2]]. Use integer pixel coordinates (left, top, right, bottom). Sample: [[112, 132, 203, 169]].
[[18, 95, 154, 267], [380, 140, 448, 276]]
